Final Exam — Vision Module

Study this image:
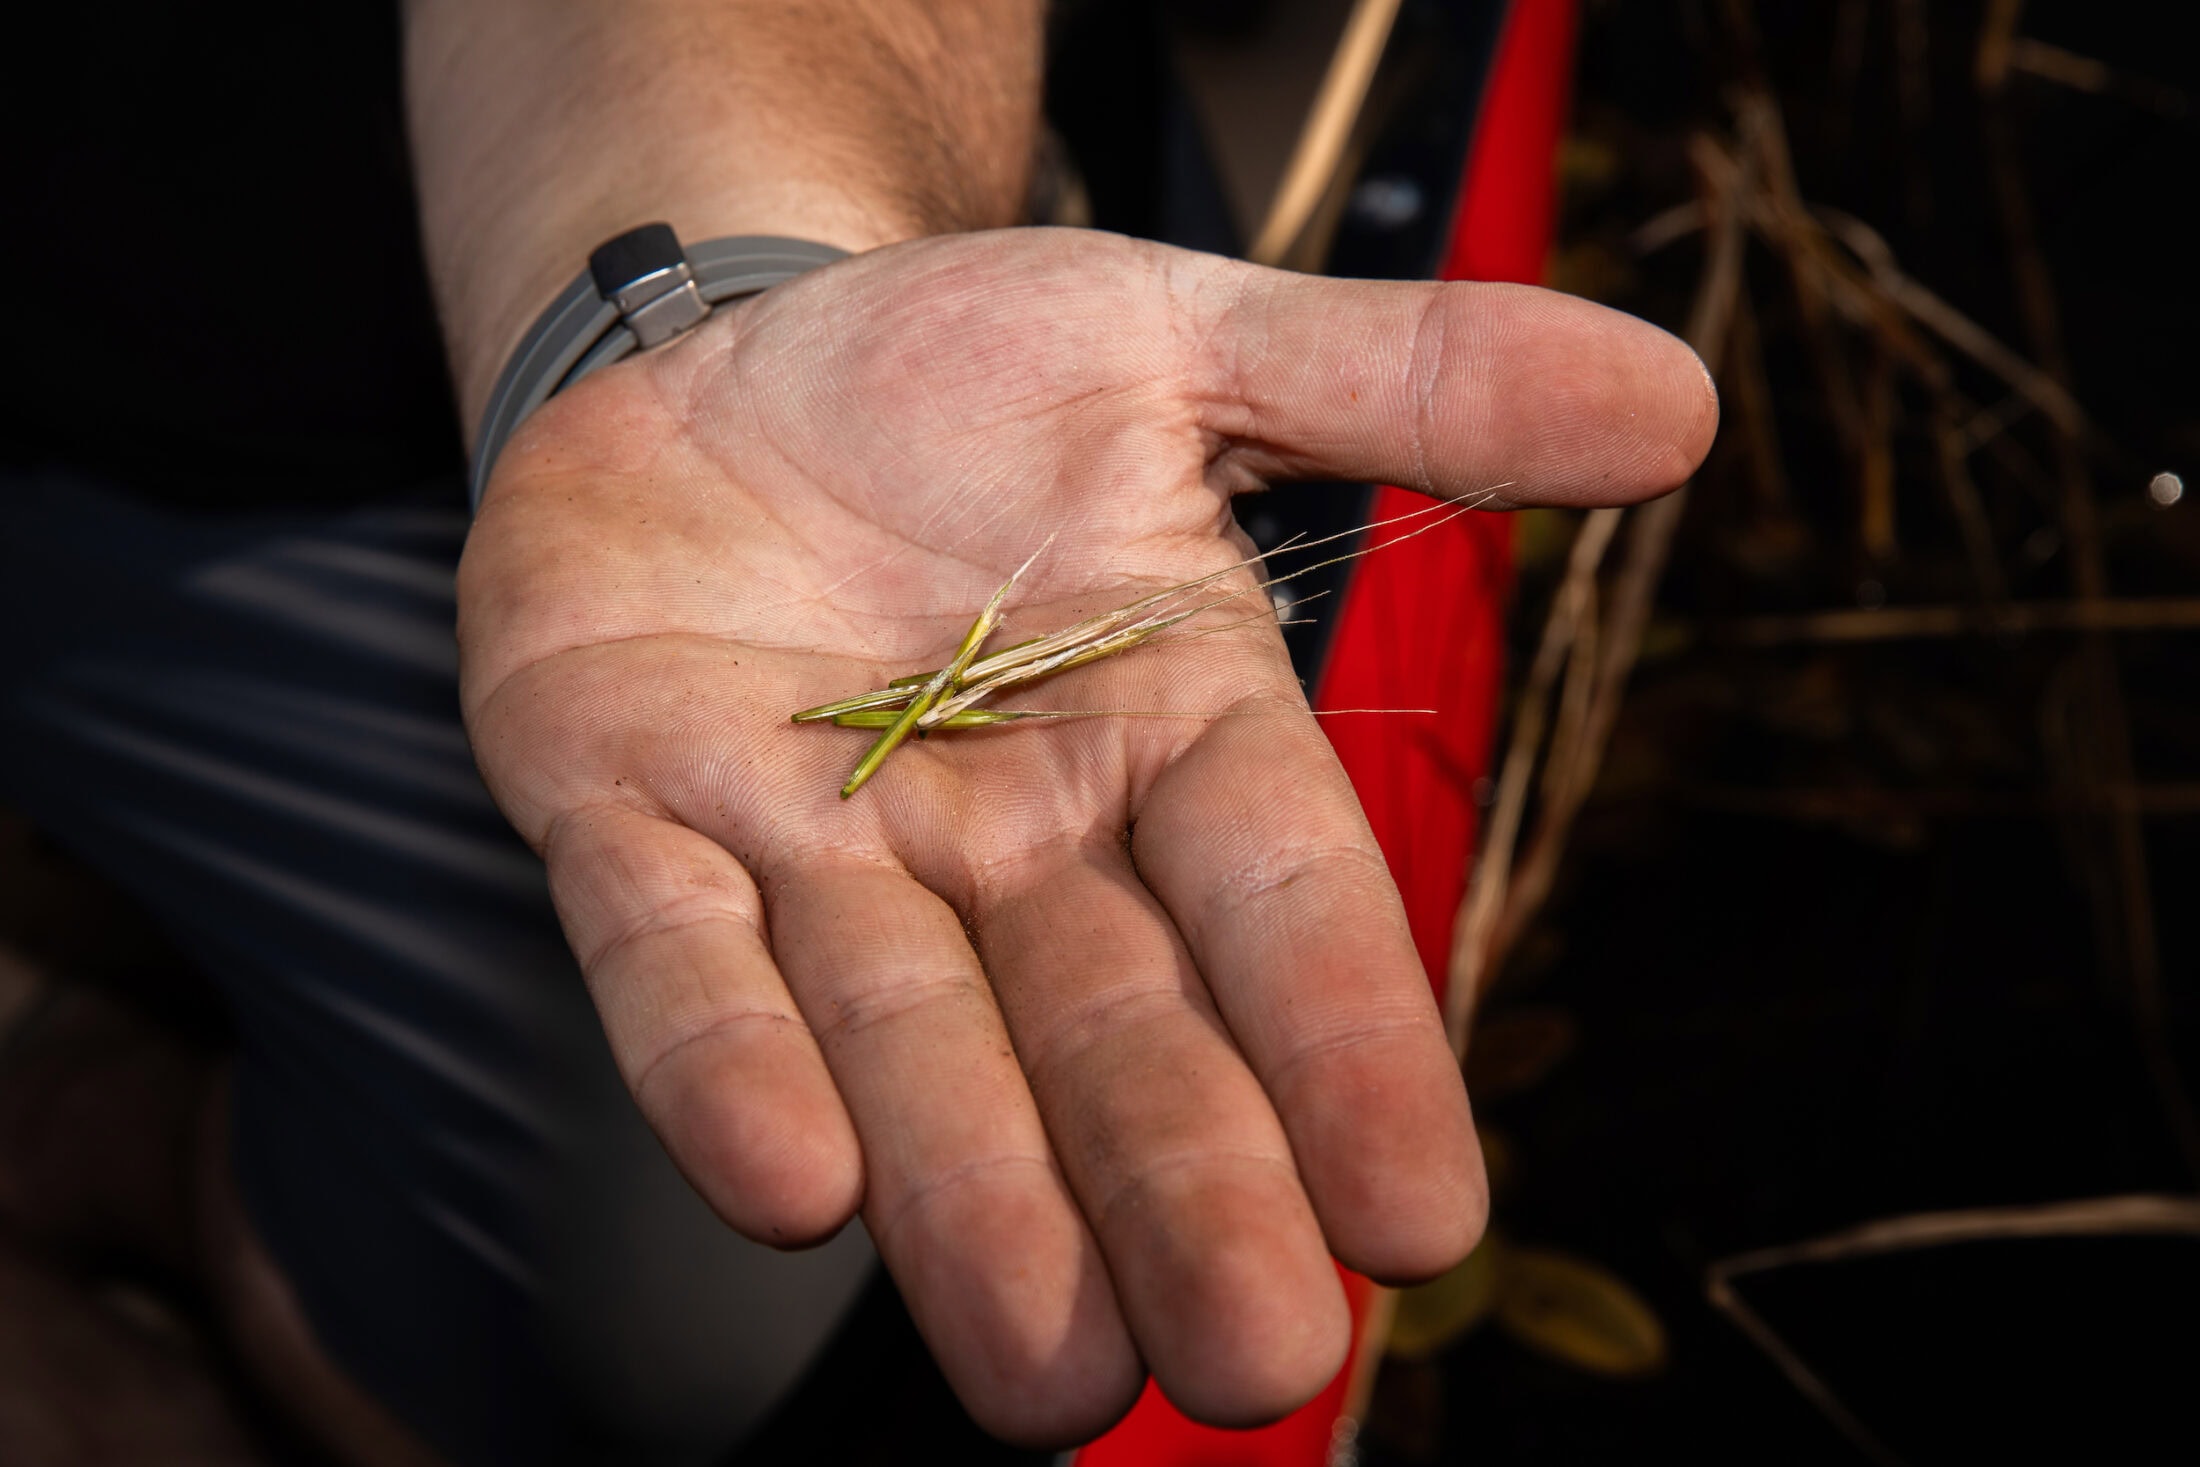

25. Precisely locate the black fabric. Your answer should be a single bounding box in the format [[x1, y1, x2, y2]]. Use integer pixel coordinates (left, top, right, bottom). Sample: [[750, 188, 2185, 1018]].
[[0, 3, 463, 509]]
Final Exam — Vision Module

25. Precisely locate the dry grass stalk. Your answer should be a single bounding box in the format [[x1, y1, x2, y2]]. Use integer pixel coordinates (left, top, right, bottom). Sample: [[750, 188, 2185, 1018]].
[[2004, 37, 2191, 117], [798, 497, 1492, 797], [1686, 782, 2200, 822], [1859, 343, 1899, 561], [1447, 507, 1621, 1054], [1639, 162, 2088, 443], [1245, 0, 1407, 267], [1814, 206, 2083, 436], [1706, 1194, 2200, 1467], [1975, 3, 2194, 1178], [1712, 596, 2200, 647], [1540, 579, 1601, 816], [834, 539, 1049, 797], [1445, 113, 1757, 1047], [1723, 289, 1790, 512], [1452, 42, 2186, 1185], [1930, 398, 2010, 608]]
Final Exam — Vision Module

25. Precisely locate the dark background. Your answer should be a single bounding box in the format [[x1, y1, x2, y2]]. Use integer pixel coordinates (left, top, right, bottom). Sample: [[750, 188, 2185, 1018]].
[[1353, 2, 2200, 1463], [2, 2, 2194, 1464]]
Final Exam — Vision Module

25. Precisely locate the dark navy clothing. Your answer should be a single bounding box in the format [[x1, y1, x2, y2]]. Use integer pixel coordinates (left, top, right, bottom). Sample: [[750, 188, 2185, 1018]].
[[0, 475, 875, 1465]]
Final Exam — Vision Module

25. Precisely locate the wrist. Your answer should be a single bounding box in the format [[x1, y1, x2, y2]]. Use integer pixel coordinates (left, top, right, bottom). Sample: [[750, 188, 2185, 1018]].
[[450, 181, 921, 434], [407, 0, 1042, 432], [470, 227, 853, 510]]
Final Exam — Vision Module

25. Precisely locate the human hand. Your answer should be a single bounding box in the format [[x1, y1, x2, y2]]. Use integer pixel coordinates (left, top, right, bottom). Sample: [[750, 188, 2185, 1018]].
[[458, 228, 1714, 1442]]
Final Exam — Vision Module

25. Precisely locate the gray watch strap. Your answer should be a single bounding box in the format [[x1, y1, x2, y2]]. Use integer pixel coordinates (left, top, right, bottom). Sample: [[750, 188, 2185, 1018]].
[[469, 232, 847, 509]]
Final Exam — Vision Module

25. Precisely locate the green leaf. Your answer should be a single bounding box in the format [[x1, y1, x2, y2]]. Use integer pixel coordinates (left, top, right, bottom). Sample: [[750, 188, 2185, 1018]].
[[1495, 1246, 1667, 1378], [1387, 1234, 1504, 1361]]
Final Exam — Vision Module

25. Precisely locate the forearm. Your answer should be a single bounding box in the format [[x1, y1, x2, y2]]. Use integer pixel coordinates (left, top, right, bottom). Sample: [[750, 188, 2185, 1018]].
[[405, 0, 1043, 431]]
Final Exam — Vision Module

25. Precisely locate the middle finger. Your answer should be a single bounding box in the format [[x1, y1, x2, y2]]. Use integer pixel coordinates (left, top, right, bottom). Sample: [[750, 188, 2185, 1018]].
[[765, 854, 1140, 1443], [973, 834, 1351, 1427]]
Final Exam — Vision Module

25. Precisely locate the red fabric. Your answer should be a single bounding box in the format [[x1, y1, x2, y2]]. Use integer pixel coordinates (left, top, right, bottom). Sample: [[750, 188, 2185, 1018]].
[[1439, 0, 1580, 293], [1072, 3, 1575, 1462]]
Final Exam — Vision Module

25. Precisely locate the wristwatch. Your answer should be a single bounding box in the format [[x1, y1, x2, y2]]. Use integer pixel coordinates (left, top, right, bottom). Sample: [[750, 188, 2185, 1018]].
[[469, 223, 847, 508]]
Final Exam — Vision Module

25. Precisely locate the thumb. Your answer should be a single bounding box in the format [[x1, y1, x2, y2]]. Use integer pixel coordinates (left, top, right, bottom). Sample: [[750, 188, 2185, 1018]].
[[1185, 259, 1718, 508]]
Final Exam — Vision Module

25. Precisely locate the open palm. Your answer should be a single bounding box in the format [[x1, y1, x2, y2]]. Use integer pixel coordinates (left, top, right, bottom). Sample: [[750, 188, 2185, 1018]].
[[458, 228, 1713, 1442]]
